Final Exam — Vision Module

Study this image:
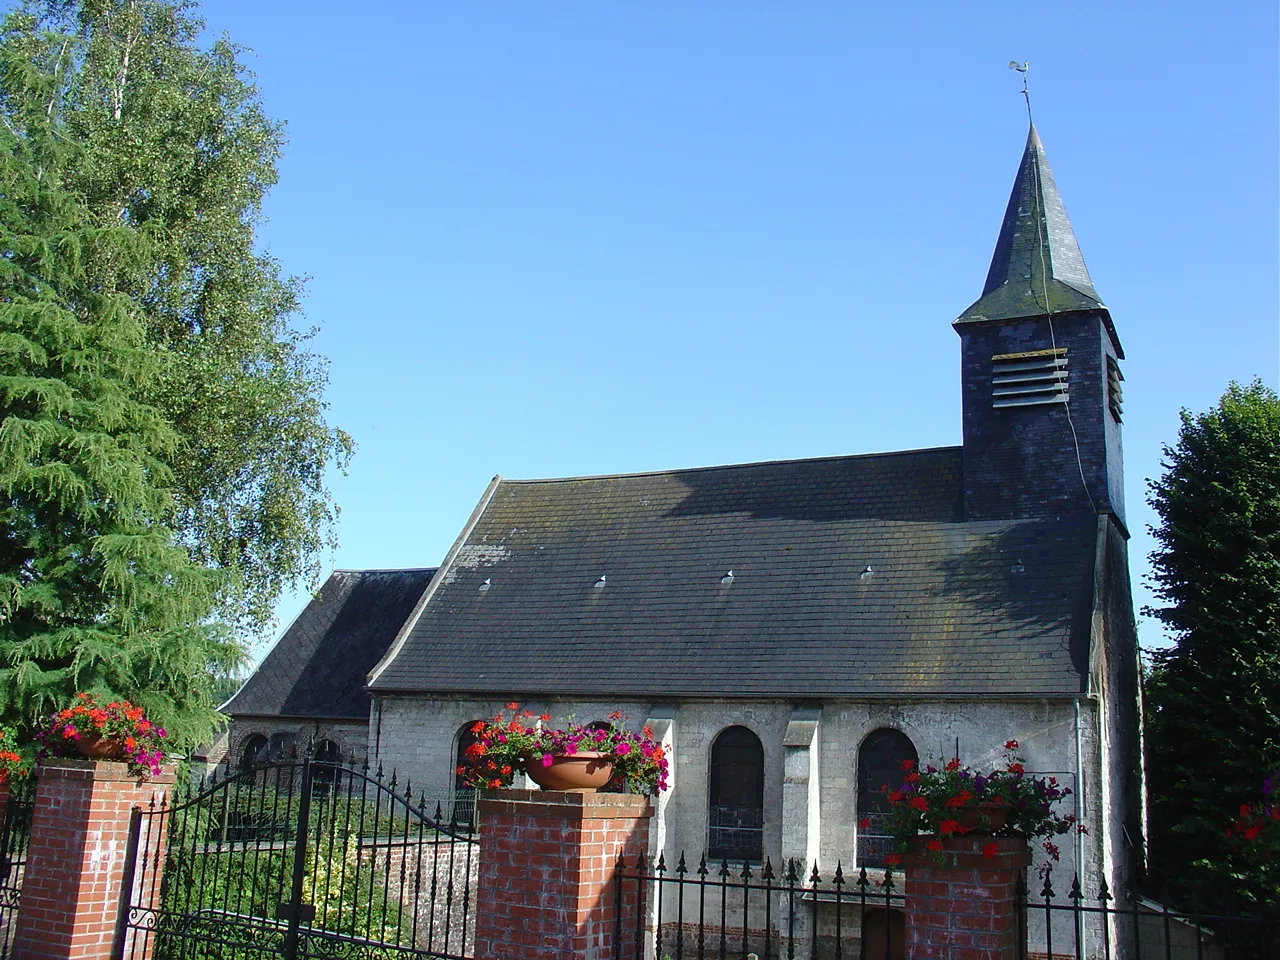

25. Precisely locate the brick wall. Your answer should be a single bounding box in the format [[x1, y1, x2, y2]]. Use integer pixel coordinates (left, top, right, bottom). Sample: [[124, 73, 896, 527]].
[[475, 789, 651, 960], [903, 836, 1031, 960], [13, 759, 174, 960]]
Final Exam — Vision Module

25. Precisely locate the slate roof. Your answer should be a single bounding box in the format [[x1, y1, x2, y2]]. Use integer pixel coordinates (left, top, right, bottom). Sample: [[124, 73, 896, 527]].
[[957, 125, 1122, 357], [227, 568, 436, 720], [369, 448, 1098, 700]]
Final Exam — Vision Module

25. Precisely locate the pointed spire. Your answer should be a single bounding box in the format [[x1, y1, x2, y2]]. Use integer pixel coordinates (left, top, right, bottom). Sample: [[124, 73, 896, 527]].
[[959, 124, 1110, 331]]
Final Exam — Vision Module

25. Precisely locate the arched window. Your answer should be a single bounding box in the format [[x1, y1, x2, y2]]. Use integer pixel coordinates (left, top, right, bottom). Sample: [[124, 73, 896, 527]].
[[708, 726, 764, 861], [266, 732, 295, 763], [240, 734, 267, 772], [857, 729, 918, 866], [312, 739, 342, 795], [453, 722, 484, 826]]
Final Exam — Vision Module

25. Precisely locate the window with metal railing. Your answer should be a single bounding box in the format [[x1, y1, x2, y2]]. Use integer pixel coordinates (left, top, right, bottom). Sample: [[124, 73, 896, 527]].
[[708, 726, 764, 862], [857, 728, 918, 867]]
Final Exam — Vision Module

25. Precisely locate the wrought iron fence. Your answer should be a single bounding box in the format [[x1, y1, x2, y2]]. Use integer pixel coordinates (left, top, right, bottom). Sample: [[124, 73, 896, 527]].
[[0, 784, 33, 960], [113, 754, 478, 960], [616, 854, 907, 960], [1018, 872, 1280, 960]]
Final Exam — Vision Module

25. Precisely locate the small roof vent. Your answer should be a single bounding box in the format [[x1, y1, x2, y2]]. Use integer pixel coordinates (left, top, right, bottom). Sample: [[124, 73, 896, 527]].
[[720, 571, 735, 584], [1011, 559, 1025, 574], [479, 578, 491, 592], [593, 575, 607, 588], [859, 566, 874, 579]]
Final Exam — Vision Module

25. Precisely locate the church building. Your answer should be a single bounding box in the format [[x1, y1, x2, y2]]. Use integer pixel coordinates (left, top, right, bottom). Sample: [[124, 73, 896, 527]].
[[362, 122, 1145, 901]]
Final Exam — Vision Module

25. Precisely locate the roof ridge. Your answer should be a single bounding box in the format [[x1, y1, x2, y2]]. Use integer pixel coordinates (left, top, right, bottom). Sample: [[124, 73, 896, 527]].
[[501, 444, 963, 485], [332, 567, 438, 574]]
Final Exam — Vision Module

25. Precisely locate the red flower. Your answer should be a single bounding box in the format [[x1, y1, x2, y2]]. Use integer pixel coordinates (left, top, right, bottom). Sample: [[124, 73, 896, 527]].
[[1004, 739, 1019, 750], [487, 778, 503, 788], [858, 818, 871, 829], [905, 772, 920, 784], [945, 758, 961, 772], [506, 702, 519, 711], [885, 854, 901, 867], [1007, 762, 1024, 774], [470, 721, 486, 734], [982, 843, 999, 859], [927, 839, 943, 852], [900, 758, 915, 771], [1243, 825, 1262, 841], [938, 819, 960, 836], [909, 796, 929, 812], [887, 790, 904, 803], [456, 765, 466, 776]]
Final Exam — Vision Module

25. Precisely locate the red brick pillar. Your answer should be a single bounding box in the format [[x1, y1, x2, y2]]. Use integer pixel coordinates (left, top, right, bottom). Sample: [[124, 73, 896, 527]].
[[0, 779, 9, 831], [902, 836, 1031, 960], [475, 788, 652, 960], [13, 758, 176, 960]]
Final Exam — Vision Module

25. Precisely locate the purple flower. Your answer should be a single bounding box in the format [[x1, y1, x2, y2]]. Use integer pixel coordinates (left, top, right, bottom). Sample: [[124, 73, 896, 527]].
[[615, 743, 631, 756]]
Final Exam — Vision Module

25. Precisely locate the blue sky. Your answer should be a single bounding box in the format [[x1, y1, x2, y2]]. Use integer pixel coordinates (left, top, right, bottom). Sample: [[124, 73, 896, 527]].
[[194, 2, 1278, 656]]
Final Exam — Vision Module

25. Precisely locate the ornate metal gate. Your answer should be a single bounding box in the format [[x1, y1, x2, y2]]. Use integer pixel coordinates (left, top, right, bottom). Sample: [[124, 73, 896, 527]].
[[0, 785, 33, 959], [113, 752, 477, 960]]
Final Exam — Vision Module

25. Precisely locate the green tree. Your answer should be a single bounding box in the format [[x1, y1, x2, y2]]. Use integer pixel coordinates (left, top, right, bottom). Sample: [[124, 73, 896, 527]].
[[0, 0, 351, 748], [0, 112, 241, 747], [1144, 379, 1280, 920], [1, 0, 352, 633]]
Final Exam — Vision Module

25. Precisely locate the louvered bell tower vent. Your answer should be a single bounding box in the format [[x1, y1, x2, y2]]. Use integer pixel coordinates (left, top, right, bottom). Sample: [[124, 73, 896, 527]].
[[991, 348, 1068, 409]]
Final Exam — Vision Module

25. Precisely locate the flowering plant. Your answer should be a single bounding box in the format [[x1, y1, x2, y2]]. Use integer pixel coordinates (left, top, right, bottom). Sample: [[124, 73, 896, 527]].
[[0, 725, 29, 784], [457, 704, 670, 795], [40, 693, 167, 777], [881, 740, 1083, 869], [1226, 771, 1280, 854]]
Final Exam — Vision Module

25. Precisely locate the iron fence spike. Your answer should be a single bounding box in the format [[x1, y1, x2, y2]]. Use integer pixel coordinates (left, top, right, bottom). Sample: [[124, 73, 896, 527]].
[[785, 859, 798, 883], [1098, 876, 1112, 902], [719, 859, 731, 878], [809, 862, 821, 883], [762, 858, 775, 881], [1069, 874, 1083, 902], [656, 852, 667, 874], [834, 862, 845, 884], [697, 854, 709, 876], [858, 866, 870, 890], [741, 860, 752, 880], [676, 852, 687, 875]]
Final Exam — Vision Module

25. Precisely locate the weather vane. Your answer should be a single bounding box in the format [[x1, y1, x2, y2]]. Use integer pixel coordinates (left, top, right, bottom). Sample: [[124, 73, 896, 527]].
[[1008, 60, 1032, 120]]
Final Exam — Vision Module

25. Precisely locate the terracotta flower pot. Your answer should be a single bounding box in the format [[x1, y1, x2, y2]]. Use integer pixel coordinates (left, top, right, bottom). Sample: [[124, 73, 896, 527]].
[[74, 733, 128, 762], [958, 802, 1009, 833], [524, 751, 614, 793]]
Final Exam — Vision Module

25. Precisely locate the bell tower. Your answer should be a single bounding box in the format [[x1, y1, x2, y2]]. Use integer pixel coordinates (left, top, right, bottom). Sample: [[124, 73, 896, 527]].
[[955, 125, 1125, 525]]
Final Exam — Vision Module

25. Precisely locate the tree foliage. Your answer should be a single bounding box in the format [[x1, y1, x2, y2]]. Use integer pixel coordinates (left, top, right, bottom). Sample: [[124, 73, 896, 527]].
[[1144, 379, 1280, 918], [0, 0, 351, 749], [1, 0, 352, 633]]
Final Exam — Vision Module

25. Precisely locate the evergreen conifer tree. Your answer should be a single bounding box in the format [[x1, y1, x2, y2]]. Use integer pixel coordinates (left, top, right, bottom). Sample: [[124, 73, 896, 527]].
[[0, 0, 352, 634], [0, 0, 350, 749], [0, 112, 240, 747]]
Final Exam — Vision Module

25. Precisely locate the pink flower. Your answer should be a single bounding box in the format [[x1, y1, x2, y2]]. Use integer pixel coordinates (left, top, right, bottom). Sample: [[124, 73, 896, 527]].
[[541, 753, 554, 767], [615, 743, 631, 756]]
